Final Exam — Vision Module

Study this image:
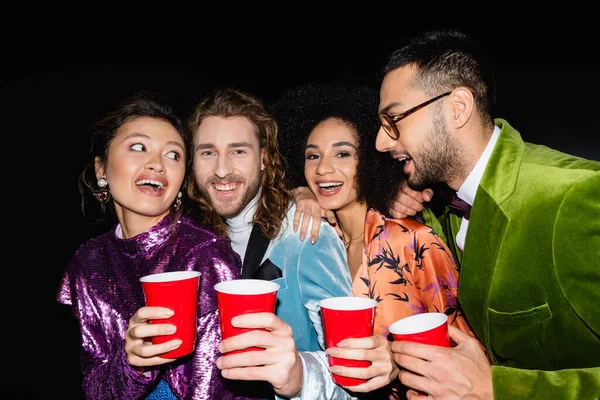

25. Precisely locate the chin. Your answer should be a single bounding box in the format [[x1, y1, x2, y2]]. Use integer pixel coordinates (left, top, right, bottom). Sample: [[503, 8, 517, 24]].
[[319, 197, 346, 212], [218, 200, 243, 217], [407, 177, 425, 192]]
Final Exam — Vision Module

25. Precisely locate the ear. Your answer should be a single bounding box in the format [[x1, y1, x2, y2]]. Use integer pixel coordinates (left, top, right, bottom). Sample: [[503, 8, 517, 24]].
[[260, 148, 265, 171], [94, 156, 105, 180], [448, 87, 474, 129]]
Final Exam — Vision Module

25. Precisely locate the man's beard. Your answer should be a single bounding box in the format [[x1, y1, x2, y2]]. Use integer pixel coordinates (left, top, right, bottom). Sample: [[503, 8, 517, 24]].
[[407, 111, 465, 191], [198, 172, 262, 219]]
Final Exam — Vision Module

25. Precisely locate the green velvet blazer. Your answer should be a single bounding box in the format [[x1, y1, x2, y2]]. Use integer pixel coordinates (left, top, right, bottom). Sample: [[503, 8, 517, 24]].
[[424, 118, 600, 399]]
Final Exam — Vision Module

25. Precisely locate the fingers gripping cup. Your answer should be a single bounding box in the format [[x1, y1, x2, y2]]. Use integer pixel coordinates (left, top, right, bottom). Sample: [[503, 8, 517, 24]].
[[389, 312, 450, 396], [319, 296, 378, 386], [140, 270, 201, 359], [214, 279, 280, 355], [388, 312, 450, 347]]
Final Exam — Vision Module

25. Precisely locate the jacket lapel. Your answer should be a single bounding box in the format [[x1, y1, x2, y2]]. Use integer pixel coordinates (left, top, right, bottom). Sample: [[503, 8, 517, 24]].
[[459, 190, 508, 352], [241, 225, 281, 280], [458, 118, 523, 353]]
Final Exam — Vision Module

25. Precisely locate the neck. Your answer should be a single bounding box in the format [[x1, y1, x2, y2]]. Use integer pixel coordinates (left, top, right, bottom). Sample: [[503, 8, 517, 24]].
[[335, 201, 368, 245], [226, 190, 261, 233], [117, 208, 170, 239], [447, 121, 494, 191]]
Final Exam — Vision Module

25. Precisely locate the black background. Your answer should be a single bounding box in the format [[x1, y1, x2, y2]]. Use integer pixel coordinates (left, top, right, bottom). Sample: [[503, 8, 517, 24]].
[[3, 15, 599, 399]]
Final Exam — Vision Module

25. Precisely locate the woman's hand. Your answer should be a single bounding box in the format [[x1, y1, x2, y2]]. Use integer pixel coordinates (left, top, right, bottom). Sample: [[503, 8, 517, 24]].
[[325, 334, 399, 393], [125, 306, 180, 370], [291, 186, 340, 242]]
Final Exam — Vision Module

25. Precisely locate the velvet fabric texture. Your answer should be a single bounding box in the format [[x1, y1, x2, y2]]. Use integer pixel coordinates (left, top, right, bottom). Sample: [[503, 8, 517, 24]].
[[431, 119, 600, 399], [245, 202, 353, 400], [265, 203, 353, 354]]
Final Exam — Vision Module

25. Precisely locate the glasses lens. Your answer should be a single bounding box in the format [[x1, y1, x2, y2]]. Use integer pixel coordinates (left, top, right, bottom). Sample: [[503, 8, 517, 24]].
[[379, 114, 398, 140]]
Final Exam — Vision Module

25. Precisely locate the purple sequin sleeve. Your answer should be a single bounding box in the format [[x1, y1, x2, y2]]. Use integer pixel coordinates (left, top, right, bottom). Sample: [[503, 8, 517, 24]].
[[57, 216, 258, 399]]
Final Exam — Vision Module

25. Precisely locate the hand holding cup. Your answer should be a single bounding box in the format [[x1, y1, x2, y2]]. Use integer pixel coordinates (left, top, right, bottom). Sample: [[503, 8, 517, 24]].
[[319, 296, 378, 386], [389, 312, 450, 396], [140, 270, 201, 358], [214, 279, 280, 354]]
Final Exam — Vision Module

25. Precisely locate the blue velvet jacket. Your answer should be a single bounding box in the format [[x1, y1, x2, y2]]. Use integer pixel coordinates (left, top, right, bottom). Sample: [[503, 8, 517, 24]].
[[264, 203, 353, 353]]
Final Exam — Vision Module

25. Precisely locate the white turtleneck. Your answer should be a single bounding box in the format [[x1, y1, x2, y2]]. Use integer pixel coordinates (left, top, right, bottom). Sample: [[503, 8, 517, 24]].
[[226, 189, 261, 264], [455, 125, 501, 251]]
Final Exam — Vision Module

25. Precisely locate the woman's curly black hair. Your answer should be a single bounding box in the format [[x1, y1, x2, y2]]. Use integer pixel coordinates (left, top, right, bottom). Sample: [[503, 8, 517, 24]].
[[271, 81, 406, 214]]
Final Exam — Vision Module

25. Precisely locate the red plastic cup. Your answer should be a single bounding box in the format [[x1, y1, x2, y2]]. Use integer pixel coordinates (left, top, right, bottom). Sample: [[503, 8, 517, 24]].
[[214, 279, 279, 355], [389, 312, 450, 396], [319, 296, 378, 386], [140, 270, 201, 359], [389, 312, 450, 347]]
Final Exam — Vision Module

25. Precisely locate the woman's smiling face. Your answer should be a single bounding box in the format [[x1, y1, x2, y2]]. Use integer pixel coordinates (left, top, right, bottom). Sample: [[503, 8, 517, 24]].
[[304, 118, 359, 212]]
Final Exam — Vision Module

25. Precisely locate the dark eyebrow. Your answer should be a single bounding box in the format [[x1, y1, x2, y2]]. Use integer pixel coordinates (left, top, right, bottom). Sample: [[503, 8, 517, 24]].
[[306, 141, 357, 150], [332, 141, 357, 150], [126, 132, 184, 151], [195, 143, 213, 151], [168, 141, 185, 151], [229, 141, 254, 148], [195, 141, 254, 151], [379, 101, 404, 115]]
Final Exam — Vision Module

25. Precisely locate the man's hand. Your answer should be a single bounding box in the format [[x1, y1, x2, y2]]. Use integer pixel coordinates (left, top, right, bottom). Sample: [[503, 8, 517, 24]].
[[388, 182, 433, 219], [125, 306, 180, 369], [392, 325, 493, 399], [217, 312, 304, 398], [291, 186, 340, 242], [325, 334, 399, 393]]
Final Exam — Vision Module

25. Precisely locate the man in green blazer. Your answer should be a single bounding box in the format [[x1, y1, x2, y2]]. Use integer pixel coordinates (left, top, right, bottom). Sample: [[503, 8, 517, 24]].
[[376, 29, 600, 399]]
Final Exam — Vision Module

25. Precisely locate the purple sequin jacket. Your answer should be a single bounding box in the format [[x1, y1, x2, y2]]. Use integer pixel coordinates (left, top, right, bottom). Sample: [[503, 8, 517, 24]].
[[57, 215, 256, 400]]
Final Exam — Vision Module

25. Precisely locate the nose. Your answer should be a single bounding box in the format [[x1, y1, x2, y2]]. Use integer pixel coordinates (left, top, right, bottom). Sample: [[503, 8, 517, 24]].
[[315, 157, 335, 175], [375, 126, 395, 152], [145, 153, 166, 173], [215, 155, 234, 178]]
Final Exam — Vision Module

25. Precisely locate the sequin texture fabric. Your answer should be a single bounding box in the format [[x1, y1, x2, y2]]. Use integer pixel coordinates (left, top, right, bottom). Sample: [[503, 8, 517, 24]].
[[57, 214, 257, 399]]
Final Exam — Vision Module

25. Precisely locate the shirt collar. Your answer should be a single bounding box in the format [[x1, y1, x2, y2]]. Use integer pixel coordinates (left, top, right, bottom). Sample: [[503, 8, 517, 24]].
[[457, 124, 501, 206], [226, 188, 261, 232]]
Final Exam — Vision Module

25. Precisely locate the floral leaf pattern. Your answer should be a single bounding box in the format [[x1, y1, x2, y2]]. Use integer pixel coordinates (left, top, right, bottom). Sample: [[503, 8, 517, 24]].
[[352, 209, 478, 343]]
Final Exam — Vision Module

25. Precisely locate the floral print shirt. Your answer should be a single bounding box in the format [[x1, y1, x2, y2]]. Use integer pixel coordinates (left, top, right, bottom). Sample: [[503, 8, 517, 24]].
[[353, 209, 476, 340]]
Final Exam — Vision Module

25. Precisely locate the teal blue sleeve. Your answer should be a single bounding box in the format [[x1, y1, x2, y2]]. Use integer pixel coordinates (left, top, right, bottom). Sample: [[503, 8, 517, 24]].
[[298, 221, 352, 350]]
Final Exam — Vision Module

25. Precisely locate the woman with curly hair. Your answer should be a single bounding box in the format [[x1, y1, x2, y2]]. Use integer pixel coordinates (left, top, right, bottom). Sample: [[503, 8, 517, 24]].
[[273, 81, 480, 397]]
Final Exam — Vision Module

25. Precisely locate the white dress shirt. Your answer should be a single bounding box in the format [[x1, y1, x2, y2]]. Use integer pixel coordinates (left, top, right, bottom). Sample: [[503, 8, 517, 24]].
[[455, 125, 501, 251]]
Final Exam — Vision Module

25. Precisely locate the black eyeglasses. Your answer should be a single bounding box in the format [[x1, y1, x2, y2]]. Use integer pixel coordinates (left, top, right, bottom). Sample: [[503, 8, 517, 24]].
[[379, 92, 451, 140]]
